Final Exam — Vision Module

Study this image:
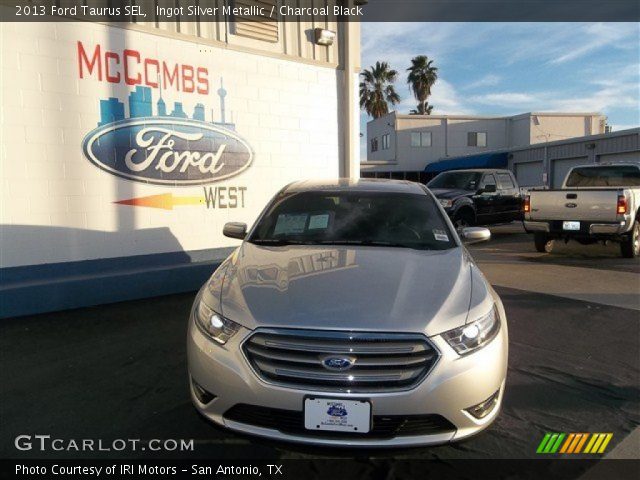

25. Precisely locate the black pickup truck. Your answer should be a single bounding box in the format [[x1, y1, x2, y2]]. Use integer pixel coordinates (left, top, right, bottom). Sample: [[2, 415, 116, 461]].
[[427, 169, 523, 228]]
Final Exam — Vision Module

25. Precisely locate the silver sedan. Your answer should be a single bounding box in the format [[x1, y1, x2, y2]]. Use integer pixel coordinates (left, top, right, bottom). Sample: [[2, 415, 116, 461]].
[[187, 179, 508, 446]]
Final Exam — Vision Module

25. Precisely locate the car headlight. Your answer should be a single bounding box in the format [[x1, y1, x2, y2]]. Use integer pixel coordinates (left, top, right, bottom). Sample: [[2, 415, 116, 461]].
[[194, 299, 240, 345], [439, 199, 453, 208], [442, 305, 500, 355]]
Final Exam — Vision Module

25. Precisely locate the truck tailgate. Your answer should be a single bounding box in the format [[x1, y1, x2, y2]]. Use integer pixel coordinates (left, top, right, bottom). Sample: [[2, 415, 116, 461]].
[[528, 190, 620, 222]]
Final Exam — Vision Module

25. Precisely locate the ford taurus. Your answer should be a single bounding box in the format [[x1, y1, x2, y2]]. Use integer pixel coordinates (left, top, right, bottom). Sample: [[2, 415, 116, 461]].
[[187, 179, 508, 446]]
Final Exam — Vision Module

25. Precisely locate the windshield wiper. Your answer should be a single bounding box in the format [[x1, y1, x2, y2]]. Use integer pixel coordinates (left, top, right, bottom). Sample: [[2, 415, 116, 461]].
[[250, 239, 314, 246], [317, 240, 431, 250]]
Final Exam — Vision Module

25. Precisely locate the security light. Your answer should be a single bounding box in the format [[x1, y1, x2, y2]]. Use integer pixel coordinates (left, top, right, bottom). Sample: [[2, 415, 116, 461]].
[[314, 28, 336, 46]]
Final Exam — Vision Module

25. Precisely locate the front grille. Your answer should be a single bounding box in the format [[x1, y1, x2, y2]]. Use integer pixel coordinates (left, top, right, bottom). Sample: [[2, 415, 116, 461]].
[[224, 404, 455, 440], [242, 329, 439, 392]]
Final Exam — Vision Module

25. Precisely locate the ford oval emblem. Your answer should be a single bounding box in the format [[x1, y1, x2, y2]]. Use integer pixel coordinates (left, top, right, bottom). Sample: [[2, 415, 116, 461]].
[[565, 203, 578, 208], [82, 118, 253, 186], [322, 356, 356, 371]]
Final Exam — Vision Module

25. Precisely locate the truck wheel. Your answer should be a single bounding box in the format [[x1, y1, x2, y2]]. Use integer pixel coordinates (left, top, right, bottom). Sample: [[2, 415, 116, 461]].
[[453, 209, 475, 230], [620, 220, 639, 258], [534, 232, 552, 253]]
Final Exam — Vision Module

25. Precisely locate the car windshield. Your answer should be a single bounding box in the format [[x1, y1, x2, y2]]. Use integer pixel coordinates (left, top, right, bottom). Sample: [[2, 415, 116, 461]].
[[249, 191, 456, 251], [565, 166, 640, 187], [428, 172, 482, 190]]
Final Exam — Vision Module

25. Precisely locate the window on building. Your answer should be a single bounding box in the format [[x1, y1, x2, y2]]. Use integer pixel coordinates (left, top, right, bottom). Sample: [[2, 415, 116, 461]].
[[497, 173, 515, 189], [382, 134, 390, 150], [468, 132, 488, 147], [411, 131, 432, 147], [370, 137, 379, 152]]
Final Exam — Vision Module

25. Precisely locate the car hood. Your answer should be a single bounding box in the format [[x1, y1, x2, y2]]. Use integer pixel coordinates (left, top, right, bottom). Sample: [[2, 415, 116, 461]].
[[430, 188, 475, 200], [208, 242, 491, 336]]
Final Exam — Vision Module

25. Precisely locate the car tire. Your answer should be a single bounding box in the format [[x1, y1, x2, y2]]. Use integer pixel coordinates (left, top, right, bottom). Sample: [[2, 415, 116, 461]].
[[620, 220, 639, 258], [453, 209, 475, 230], [534, 232, 552, 253]]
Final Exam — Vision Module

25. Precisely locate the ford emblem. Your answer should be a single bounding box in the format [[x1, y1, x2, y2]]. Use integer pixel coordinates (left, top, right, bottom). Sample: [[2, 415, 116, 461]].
[[327, 403, 348, 417], [321, 356, 356, 371], [82, 118, 253, 186]]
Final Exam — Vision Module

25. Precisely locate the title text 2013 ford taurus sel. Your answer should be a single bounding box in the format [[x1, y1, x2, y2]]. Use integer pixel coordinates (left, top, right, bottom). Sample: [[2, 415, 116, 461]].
[[187, 179, 508, 447]]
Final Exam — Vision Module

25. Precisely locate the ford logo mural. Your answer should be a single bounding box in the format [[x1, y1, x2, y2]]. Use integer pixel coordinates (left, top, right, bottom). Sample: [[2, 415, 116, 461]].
[[82, 118, 253, 186], [321, 356, 356, 371]]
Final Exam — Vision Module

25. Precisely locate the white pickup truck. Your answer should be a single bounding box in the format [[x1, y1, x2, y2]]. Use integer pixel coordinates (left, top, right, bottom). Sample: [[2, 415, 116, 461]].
[[523, 163, 640, 258]]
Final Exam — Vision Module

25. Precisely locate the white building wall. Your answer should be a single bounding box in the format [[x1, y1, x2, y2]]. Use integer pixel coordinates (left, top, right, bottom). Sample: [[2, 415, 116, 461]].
[[363, 112, 609, 173], [394, 117, 446, 170], [508, 116, 531, 148], [529, 114, 605, 144], [0, 22, 344, 268], [445, 118, 508, 158], [366, 112, 396, 163]]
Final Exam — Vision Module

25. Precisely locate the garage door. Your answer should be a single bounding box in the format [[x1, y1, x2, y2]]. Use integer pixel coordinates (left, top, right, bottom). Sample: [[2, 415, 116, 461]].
[[551, 157, 588, 188], [514, 161, 543, 187], [598, 152, 640, 164]]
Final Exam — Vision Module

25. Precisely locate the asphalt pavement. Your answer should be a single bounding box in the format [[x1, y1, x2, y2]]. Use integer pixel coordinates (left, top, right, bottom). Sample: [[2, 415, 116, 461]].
[[1, 224, 638, 464]]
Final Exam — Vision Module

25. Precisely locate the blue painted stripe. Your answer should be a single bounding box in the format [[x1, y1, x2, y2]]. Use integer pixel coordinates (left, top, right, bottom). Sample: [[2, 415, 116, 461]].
[[0, 247, 234, 319], [0, 248, 230, 285]]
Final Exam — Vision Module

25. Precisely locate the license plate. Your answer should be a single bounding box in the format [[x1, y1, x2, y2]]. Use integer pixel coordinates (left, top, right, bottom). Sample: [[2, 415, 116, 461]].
[[304, 398, 371, 433], [563, 221, 580, 231]]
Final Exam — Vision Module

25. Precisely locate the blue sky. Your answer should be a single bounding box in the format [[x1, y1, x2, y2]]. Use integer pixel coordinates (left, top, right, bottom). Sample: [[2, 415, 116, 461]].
[[360, 22, 640, 158]]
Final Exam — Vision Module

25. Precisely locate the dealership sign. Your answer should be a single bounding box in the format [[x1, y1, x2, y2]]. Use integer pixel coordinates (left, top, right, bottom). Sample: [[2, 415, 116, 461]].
[[82, 118, 253, 186], [78, 41, 253, 187]]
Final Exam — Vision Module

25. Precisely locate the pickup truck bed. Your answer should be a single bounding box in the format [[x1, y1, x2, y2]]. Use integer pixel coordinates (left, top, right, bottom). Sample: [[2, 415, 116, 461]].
[[523, 164, 640, 258], [527, 188, 624, 229]]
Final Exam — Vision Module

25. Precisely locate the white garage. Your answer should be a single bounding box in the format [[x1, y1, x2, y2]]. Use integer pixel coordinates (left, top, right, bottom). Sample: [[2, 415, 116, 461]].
[[514, 161, 544, 187], [598, 151, 640, 164]]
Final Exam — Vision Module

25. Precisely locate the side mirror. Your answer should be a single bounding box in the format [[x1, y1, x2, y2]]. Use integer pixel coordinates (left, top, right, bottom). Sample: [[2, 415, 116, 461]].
[[483, 184, 497, 193], [461, 227, 491, 245], [223, 222, 247, 240]]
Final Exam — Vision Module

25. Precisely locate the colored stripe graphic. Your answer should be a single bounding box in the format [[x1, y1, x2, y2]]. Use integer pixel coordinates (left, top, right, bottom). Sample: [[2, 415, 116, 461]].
[[115, 194, 205, 210], [536, 433, 552, 453], [597, 433, 613, 453], [537, 433, 565, 453], [537, 433, 613, 454], [559, 433, 575, 453], [550, 433, 565, 453], [584, 433, 613, 454], [574, 433, 589, 453]]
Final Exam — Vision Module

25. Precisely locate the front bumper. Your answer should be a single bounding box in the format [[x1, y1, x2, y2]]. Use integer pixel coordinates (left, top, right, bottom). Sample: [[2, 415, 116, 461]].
[[187, 313, 508, 447]]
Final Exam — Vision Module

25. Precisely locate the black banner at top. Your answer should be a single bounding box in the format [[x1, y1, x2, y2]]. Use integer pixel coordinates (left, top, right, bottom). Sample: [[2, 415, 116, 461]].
[[1, 0, 639, 23]]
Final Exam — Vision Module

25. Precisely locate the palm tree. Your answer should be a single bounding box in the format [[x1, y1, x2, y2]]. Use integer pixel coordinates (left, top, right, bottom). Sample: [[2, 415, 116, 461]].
[[359, 61, 400, 119], [410, 102, 434, 115], [407, 55, 438, 115]]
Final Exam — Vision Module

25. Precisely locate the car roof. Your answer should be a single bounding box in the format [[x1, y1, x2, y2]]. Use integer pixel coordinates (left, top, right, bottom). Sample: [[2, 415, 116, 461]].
[[435, 169, 512, 174], [282, 178, 427, 195], [569, 163, 639, 168]]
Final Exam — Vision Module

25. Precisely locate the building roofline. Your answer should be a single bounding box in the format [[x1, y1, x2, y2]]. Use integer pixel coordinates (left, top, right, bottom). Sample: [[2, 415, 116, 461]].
[[368, 110, 606, 124], [508, 127, 640, 152], [423, 127, 640, 161]]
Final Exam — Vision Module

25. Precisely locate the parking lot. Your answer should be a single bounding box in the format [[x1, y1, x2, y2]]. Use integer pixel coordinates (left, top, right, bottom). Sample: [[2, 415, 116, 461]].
[[1, 224, 638, 461]]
